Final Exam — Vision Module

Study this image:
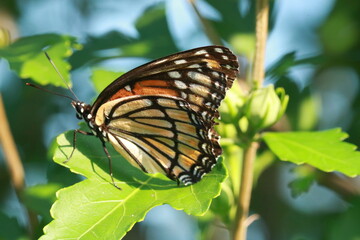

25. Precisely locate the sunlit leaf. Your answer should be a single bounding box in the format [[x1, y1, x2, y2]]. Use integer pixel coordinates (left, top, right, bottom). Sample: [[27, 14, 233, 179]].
[[40, 132, 226, 239], [0, 33, 79, 87], [263, 128, 360, 177], [91, 69, 124, 93]]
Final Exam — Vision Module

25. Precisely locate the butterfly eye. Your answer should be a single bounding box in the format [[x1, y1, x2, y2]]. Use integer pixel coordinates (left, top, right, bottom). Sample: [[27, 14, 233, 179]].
[[76, 113, 82, 119]]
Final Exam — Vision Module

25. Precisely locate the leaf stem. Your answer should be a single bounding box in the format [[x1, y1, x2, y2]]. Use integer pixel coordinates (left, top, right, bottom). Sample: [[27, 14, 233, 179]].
[[0, 94, 38, 237], [233, 141, 259, 240], [252, 0, 269, 87], [187, 0, 223, 45]]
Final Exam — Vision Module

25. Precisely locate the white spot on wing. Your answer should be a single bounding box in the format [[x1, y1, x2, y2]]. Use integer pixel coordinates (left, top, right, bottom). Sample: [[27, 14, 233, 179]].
[[222, 55, 229, 60], [195, 50, 207, 55], [215, 47, 224, 53], [187, 71, 212, 86], [211, 92, 218, 100], [125, 85, 131, 92], [174, 80, 187, 89], [189, 64, 201, 68], [174, 59, 187, 64], [212, 71, 220, 77], [168, 71, 181, 79], [181, 92, 187, 99]]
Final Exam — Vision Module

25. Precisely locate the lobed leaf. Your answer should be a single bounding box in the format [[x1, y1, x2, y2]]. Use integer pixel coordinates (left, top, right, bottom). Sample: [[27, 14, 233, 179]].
[[0, 34, 79, 87], [263, 128, 360, 177], [40, 132, 226, 239]]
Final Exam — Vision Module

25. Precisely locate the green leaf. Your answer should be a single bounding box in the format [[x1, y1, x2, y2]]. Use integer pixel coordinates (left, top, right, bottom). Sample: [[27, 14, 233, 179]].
[[288, 165, 317, 197], [0, 33, 79, 87], [91, 69, 124, 93], [266, 53, 323, 80], [70, 4, 178, 69], [40, 132, 226, 239], [263, 128, 360, 177], [206, 0, 255, 40], [23, 183, 61, 222]]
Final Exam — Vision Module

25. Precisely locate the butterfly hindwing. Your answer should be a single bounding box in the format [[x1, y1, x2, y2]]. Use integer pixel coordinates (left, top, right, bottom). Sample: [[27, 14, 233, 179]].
[[94, 95, 219, 185]]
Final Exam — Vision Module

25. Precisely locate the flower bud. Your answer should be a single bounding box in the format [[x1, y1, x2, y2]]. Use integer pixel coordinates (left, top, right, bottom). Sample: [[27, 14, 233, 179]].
[[243, 85, 288, 131]]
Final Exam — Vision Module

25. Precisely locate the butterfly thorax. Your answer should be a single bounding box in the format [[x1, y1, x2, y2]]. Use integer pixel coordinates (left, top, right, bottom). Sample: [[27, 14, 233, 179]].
[[71, 101, 108, 141]]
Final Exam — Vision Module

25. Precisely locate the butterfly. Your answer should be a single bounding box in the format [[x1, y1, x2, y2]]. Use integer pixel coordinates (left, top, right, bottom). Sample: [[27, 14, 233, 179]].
[[68, 45, 239, 186]]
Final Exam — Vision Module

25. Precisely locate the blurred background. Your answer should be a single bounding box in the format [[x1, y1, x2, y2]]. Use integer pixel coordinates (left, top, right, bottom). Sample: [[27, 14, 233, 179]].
[[1, 0, 360, 239]]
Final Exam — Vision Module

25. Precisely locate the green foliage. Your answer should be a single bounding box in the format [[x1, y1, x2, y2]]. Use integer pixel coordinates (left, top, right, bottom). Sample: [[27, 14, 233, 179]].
[[70, 4, 177, 69], [23, 183, 61, 222], [0, 212, 25, 240], [0, 34, 79, 87], [288, 165, 317, 197], [328, 200, 360, 240], [263, 129, 360, 177], [91, 69, 124, 93], [2, 1, 360, 239], [40, 132, 226, 239]]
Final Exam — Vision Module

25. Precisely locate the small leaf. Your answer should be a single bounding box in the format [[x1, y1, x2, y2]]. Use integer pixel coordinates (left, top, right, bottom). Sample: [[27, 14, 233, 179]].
[[288, 165, 317, 197], [0, 33, 79, 87], [91, 69, 124, 93], [40, 132, 226, 239], [263, 128, 360, 177], [266, 53, 322, 80]]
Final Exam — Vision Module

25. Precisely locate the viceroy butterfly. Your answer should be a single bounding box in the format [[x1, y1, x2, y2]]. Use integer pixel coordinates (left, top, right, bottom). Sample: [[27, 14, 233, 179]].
[[37, 46, 239, 187]]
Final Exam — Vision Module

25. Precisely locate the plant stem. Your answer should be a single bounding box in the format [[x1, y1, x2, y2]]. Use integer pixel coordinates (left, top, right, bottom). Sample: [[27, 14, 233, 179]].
[[252, 0, 269, 87], [0, 94, 38, 237], [233, 141, 259, 240], [187, 0, 223, 45], [233, 0, 269, 239]]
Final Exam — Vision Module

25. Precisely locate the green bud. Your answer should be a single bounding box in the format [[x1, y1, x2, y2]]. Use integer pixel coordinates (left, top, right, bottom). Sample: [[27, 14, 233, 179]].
[[243, 85, 288, 131]]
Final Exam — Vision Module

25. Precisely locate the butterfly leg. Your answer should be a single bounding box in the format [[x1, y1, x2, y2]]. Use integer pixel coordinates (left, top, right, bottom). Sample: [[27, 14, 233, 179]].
[[102, 143, 121, 190], [63, 129, 93, 163]]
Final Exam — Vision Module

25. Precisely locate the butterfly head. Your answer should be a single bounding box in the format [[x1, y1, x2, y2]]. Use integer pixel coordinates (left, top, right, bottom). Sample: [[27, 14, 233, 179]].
[[71, 101, 92, 121]]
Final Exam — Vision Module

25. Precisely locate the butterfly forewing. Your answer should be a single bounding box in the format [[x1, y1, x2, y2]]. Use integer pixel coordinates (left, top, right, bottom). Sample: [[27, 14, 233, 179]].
[[91, 46, 239, 124]]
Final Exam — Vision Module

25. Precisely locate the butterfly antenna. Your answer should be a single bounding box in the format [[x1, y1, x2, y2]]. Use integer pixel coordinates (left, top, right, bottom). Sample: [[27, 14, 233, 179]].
[[26, 83, 76, 101], [44, 51, 79, 101]]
